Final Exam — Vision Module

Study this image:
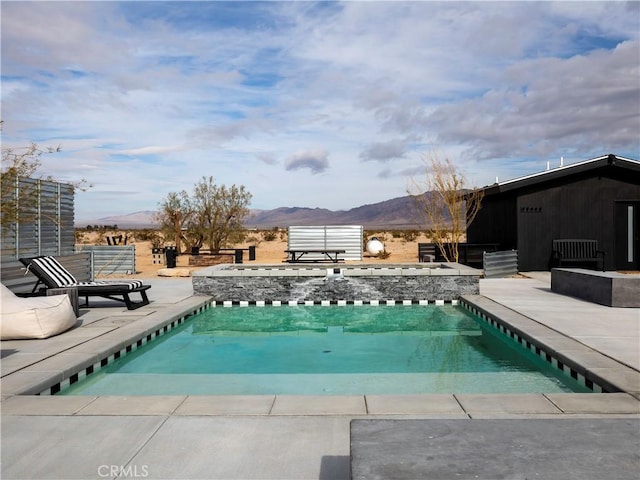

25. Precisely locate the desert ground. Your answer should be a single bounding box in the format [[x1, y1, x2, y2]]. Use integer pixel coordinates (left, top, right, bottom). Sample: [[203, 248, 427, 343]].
[[77, 229, 434, 278]]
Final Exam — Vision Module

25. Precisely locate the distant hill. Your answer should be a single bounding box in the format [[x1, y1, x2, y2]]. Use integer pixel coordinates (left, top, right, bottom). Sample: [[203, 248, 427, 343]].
[[77, 195, 430, 230], [76, 211, 159, 229], [245, 195, 424, 229]]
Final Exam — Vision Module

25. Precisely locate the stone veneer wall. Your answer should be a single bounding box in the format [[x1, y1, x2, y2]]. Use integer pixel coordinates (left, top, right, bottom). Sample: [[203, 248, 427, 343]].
[[192, 265, 481, 302]]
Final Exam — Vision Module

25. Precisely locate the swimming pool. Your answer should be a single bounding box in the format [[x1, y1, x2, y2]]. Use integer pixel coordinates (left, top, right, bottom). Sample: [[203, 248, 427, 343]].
[[59, 305, 592, 395]]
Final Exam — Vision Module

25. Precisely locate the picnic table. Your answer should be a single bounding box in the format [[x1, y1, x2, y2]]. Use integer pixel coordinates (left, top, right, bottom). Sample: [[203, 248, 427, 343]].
[[285, 249, 346, 263]]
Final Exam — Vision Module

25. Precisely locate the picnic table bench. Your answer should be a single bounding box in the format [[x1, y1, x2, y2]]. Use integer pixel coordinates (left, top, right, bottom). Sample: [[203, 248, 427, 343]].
[[551, 239, 605, 271], [216, 246, 256, 264], [191, 246, 256, 263], [285, 249, 346, 263]]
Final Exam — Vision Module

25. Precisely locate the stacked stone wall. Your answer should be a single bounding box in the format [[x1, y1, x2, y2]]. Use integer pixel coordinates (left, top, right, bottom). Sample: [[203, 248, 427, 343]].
[[192, 274, 479, 302]]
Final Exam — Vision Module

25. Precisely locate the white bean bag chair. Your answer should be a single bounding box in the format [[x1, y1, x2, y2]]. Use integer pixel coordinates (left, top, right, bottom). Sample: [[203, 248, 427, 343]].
[[1, 283, 77, 340]]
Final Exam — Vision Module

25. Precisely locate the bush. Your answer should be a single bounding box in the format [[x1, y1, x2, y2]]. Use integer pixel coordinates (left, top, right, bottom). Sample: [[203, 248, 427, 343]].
[[245, 234, 261, 245], [262, 230, 278, 241], [227, 229, 247, 245], [389, 229, 419, 241], [134, 229, 159, 241], [401, 230, 418, 242], [75, 230, 87, 243]]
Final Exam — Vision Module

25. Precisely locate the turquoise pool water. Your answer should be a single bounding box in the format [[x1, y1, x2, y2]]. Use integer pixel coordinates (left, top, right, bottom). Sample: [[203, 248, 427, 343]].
[[60, 305, 591, 395]]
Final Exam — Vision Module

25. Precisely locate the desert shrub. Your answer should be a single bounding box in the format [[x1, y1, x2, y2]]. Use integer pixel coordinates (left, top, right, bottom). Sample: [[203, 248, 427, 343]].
[[95, 232, 106, 245], [134, 229, 159, 242], [401, 230, 418, 242], [75, 230, 87, 243], [375, 233, 388, 242], [245, 234, 261, 245], [262, 230, 278, 241], [83, 224, 118, 231], [145, 231, 165, 249], [227, 229, 247, 245], [376, 249, 391, 259], [364, 231, 388, 243]]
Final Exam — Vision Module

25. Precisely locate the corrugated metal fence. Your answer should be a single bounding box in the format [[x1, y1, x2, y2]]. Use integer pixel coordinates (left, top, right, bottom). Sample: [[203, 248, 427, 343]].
[[0, 252, 92, 294], [288, 225, 363, 261], [1, 177, 75, 259], [483, 250, 518, 278], [1, 247, 134, 293], [76, 245, 137, 276], [0, 177, 137, 288]]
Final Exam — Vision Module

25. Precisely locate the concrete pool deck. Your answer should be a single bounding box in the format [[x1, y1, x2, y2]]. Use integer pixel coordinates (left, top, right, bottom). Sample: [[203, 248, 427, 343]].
[[1, 273, 638, 479]]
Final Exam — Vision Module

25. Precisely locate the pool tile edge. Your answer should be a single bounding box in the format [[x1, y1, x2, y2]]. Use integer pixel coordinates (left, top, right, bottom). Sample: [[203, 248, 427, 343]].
[[1, 296, 211, 396], [460, 295, 640, 396]]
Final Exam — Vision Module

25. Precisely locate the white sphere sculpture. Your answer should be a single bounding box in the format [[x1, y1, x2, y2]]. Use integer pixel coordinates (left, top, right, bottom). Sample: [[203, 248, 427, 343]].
[[366, 237, 385, 255]]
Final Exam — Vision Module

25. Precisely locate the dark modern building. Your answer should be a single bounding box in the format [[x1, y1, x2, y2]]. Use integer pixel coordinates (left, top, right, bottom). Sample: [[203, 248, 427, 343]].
[[467, 154, 640, 271]]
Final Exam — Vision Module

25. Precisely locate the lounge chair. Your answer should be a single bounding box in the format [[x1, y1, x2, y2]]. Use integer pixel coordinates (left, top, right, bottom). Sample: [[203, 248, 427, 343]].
[[19, 256, 151, 310]]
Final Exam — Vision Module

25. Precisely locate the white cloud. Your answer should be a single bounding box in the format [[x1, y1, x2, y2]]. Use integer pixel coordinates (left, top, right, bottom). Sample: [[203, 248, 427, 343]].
[[118, 145, 185, 156], [284, 149, 330, 174], [1, 1, 638, 218], [360, 139, 407, 162], [426, 40, 640, 160]]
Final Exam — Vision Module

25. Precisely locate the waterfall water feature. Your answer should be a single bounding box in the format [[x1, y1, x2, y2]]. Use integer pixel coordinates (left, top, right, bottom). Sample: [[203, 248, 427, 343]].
[[289, 269, 386, 302], [289, 277, 328, 302]]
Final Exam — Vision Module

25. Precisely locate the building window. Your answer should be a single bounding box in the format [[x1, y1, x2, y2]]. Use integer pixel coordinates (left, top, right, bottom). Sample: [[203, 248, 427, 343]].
[[628, 205, 634, 263]]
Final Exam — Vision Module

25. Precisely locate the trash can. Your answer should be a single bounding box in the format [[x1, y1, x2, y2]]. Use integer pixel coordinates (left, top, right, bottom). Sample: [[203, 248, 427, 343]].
[[248, 245, 256, 261], [234, 249, 244, 264], [165, 246, 177, 268]]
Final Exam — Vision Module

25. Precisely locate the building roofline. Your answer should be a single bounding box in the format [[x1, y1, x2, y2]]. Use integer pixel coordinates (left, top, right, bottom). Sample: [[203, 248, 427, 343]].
[[482, 154, 640, 195]]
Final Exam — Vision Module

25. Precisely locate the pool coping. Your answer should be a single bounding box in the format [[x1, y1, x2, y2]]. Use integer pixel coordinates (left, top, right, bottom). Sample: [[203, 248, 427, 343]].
[[0, 295, 210, 396], [1, 286, 639, 416], [460, 295, 640, 395], [192, 262, 482, 277]]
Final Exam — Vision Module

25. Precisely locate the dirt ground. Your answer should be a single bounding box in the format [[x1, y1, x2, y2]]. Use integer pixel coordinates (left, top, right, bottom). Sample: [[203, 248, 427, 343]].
[[78, 229, 434, 277]]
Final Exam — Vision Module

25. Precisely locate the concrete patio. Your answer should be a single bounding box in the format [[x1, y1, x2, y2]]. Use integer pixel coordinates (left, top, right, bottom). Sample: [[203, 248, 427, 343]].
[[1, 273, 638, 479]]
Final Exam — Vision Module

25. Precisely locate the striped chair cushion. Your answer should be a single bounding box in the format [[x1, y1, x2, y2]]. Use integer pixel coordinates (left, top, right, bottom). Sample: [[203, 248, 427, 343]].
[[29, 256, 78, 288], [73, 280, 146, 291]]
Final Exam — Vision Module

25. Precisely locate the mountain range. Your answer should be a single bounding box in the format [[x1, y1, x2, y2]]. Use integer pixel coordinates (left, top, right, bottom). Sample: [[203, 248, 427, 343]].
[[78, 194, 426, 229]]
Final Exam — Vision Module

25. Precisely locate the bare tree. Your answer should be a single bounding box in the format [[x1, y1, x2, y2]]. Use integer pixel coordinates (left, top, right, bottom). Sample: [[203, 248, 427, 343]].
[[156, 177, 252, 254], [187, 177, 252, 253], [409, 153, 483, 262], [155, 190, 193, 254], [1, 122, 91, 232]]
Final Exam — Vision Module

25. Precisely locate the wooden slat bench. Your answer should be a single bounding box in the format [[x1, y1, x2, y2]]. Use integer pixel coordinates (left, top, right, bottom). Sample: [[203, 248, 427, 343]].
[[418, 243, 436, 262], [552, 239, 605, 271]]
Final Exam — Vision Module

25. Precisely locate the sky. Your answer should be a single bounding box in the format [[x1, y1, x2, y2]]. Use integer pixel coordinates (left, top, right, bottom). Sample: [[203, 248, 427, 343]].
[[2, 1, 639, 222]]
